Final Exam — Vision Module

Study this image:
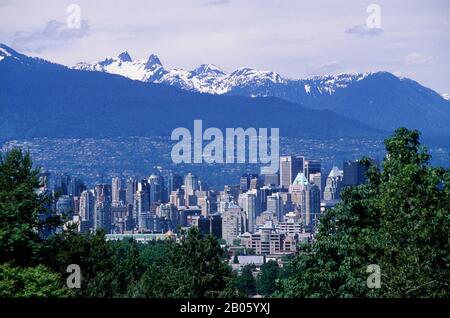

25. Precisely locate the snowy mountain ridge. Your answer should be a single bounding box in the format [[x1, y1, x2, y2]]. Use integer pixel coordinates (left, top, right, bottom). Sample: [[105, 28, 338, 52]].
[[72, 51, 370, 96]]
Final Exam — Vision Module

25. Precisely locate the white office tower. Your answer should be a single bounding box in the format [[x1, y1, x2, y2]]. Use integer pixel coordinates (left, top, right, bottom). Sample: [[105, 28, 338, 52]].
[[290, 173, 321, 231], [111, 177, 123, 206], [133, 190, 150, 230], [218, 193, 234, 214], [184, 173, 199, 194], [266, 193, 283, 222], [323, 166, 343, 201], [240, 189, 261, 233], [79, 190, 95, 223], [221, 203, 246, 245]]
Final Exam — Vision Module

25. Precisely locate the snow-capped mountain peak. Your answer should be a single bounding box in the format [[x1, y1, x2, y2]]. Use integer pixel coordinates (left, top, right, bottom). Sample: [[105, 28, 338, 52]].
[[118, 51, 132, 62], [146, 54, 162, 69], [73, 51, 167, 81], [192, 64, 225, 76]]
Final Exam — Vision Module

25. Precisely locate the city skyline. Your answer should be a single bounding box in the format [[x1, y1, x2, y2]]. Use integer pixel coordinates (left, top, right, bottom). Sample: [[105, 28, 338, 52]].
[[45, 153, 365, 240]]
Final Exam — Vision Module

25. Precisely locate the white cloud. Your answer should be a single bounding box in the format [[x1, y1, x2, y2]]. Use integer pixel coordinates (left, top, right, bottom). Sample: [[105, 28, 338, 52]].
[[403, 53, 433, 66], [11, 19, 90, 53]]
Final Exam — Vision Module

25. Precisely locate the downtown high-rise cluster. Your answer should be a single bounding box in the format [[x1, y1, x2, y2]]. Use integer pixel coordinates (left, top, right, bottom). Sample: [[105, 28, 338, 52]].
[[40, 156, 369, 262]]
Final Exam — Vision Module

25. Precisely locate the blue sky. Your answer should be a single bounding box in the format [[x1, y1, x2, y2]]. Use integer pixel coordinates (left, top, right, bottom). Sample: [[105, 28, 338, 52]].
[[0, 0, 449, 94]]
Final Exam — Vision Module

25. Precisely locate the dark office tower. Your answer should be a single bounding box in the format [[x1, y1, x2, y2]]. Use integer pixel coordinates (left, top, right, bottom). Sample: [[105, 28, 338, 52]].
[[304, 160, 321, 180], [172, 174, 183, 191], [198, 214, 222, 238], [279, 156, 304, 188], [68, 177, 86, 197], [259, 186, 274, 211], [159, 171, 171, 203], [126, 177, 138, 205], [343, 160, 368, 186], [198, 179, 208, 191], [148, 174, 163, 205], [263, 173, 279, 186], [94, 184, 112, 233], [240, 175, 249, 192], [162, 172, 183, 202], [119, 189, 126, 205], [54, 173, 71, 195]]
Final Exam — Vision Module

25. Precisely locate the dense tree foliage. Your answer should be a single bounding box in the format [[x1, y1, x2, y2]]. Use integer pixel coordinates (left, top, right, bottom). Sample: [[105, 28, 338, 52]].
[[0, 149, 60, 266], [275, 128, 450, 297], [234, 265, 256, 296], [0, 149, 68, 297], [257, 260, 280, 297], [0, 263, 70, 297], [130, 228, 232, 298]]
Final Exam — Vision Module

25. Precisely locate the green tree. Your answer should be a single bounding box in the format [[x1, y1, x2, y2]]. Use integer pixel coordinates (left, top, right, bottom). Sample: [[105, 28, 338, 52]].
[[113, 239, 145, 296], [130, 228, 233, 298], [167, 227, 233, 298], [233, 238, 241, 246], [0, 263, 70, 298], [234, 265, 256, 296], [256, 260, 279, 297], [275, 128, 450, 298], [0, 149, 61, 266], [40, 227, 119, 297]]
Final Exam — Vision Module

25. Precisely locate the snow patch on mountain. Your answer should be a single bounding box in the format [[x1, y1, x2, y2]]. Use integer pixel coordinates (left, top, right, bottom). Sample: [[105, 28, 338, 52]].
[[0, 46, 15, 62], [302, 73, 370, 95]]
